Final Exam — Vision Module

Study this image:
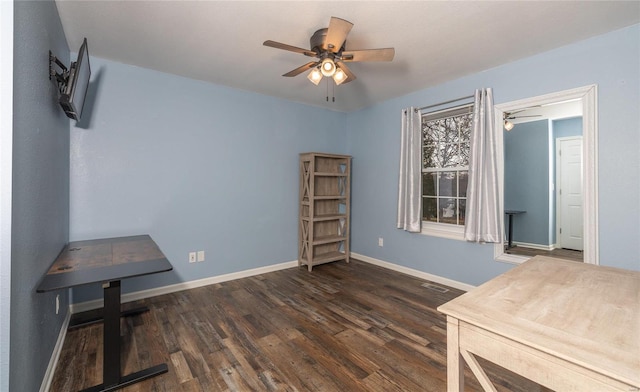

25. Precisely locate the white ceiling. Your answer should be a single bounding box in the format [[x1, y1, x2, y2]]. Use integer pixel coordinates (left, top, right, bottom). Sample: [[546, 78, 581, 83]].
[[55, 1, 639, 112]]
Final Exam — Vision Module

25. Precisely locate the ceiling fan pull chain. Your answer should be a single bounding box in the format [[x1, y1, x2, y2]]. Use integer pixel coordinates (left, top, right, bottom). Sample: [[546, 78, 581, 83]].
[[326, 78, 329, 102]]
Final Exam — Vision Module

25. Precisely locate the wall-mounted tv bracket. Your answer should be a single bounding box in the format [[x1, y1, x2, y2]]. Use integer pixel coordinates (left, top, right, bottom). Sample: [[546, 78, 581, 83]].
[[49, 50, 69, 95]]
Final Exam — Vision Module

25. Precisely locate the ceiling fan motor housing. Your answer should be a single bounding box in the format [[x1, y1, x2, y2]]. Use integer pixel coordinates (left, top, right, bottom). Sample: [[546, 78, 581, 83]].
[[311, 28, 345, 55]]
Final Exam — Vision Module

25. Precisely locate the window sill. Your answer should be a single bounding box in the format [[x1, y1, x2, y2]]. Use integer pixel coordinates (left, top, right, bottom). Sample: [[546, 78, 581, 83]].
[[420, 222, 465, 241]]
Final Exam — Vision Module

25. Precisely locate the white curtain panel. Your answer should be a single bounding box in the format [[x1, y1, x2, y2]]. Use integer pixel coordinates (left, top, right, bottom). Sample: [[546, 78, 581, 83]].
[[464, 88, 503, 243], [397, 107, 422, 232]]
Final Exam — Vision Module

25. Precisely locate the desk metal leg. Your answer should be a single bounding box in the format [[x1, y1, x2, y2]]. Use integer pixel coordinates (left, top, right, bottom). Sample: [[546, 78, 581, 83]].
[[69, 306, 151, 330], [103, 280, 121, 388], [507, 214, 514, 249], [81, 364, 169, 392], [80, 280, 168, 392]]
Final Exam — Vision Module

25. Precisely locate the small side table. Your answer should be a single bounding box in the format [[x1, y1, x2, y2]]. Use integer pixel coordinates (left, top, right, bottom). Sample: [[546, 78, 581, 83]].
[[504, 210, 525, 249]]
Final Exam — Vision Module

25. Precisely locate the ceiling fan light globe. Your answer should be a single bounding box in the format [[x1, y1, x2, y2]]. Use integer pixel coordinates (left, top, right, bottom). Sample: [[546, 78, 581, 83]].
[[333, 68, 347, 85], [307, 68, 322, 85], [504, 120, 514, 131], [321, 58, 336, 77]]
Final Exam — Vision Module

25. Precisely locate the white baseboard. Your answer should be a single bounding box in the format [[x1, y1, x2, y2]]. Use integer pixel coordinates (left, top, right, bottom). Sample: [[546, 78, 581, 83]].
[[352, 252, 475, 292], [39, 308, 71, 392], [49, 255, 470, 391], [512, 241, 555, 251], [70, 255, 474, 313], [70, 260, 298, 314]]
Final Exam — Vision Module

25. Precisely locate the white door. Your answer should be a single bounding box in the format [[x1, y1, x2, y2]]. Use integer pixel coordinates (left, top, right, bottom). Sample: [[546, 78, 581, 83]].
[[556, 137, 583, 251]]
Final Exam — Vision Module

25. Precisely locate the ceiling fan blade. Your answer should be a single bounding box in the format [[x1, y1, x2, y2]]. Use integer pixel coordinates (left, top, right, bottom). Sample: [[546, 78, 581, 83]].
[[325, 17, 353, 53], [263, 40, 317, 57], [342, 48, 395, 62], [282, 61, 320, 77], [337, 62, 357, 84], [517, 115, 542, 118], [506, 105, 542, 116], [506, 114, 542, 120]]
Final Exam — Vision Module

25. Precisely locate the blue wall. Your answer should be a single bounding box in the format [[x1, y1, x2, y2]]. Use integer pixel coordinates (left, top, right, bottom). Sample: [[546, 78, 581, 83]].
[[504, 120, 550, 246], [70, 57, 346, 302], [11, 1, 70, 391], [554, 117, 583, 139], [346, 24, 640, 283]]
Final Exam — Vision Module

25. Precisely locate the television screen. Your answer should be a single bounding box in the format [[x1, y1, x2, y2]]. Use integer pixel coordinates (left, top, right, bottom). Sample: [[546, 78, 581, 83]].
[[60, 38, 91, 121]]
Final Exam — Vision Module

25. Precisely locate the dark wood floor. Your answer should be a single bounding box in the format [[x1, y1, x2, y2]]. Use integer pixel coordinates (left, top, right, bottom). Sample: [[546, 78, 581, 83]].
[[51, 259, 545, 391], [505, 245, 583, 262]]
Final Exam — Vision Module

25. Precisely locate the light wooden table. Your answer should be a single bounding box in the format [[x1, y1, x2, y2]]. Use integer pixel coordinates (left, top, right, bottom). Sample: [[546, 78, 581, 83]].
[[437, 256, 639, 391]]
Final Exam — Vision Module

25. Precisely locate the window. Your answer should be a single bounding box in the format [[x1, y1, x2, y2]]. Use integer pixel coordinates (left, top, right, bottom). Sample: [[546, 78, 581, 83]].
[[421, 104, 472, 237]]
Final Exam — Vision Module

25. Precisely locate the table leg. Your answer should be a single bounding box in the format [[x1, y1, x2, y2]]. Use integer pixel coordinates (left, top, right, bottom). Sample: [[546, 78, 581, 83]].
[[80, 280, 168, 392], [69, 306, 151, 330], [507, 214, 514, 249], [446, 316, 464, 392], [103, 280, 121, 388]]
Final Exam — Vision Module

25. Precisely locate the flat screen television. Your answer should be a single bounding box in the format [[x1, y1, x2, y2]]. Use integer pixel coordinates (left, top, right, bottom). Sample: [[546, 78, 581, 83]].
[[59, 38, 91, 121]]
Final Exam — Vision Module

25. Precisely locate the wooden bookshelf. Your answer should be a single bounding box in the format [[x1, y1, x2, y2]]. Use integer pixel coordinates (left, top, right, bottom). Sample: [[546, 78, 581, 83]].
[[298, 152, 351, 271]]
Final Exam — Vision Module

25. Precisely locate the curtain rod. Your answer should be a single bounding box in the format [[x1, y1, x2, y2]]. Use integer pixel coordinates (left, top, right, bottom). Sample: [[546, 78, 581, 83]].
[[417, 95, 474, 112]]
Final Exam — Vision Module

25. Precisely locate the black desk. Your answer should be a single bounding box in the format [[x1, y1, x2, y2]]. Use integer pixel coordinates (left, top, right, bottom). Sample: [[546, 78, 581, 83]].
[[504, 210, 526, 249], [37, 235, 172, 392]]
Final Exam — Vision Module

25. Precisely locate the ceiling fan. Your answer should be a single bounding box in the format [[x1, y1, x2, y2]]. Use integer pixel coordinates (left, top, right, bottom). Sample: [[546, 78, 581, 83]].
[[503, 109, 542, 131], [263, 16, 395, 86]]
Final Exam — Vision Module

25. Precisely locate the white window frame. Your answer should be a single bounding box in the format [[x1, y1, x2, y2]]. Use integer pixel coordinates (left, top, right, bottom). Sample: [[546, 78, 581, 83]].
[[420, 104, 473, 241]]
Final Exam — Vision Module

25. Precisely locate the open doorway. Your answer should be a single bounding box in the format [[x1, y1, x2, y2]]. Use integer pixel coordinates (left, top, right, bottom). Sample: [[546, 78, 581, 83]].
[[503, 113, 584, 262], [494, 85, 598, 265]]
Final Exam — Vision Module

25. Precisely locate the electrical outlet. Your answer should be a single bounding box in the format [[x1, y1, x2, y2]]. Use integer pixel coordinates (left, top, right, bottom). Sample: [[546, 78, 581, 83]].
[[189, 252, 197, 263], [378, 237, 384, 247], [56, 294, 60, 315], [197, 250, 205, 262]]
